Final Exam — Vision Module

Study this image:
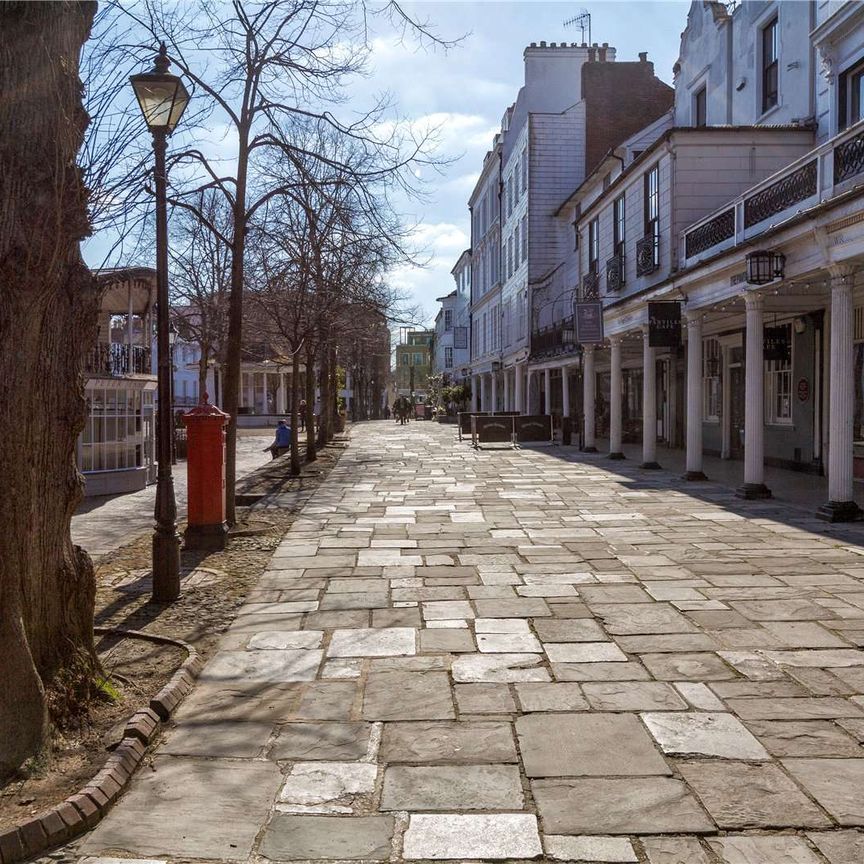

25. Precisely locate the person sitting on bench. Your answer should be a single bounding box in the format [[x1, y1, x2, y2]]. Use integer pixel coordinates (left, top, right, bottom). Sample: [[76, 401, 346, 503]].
[[268, 419, 292, 459]]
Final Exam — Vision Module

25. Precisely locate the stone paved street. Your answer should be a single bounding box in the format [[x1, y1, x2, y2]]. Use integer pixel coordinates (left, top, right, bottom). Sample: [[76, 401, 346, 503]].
[[79, 420, 864, 863]]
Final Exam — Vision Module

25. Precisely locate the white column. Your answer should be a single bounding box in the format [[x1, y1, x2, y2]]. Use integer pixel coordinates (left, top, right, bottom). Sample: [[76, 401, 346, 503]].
[[739, 292, 771, 498], [583, 346, 597, 451], [276, 372, 287, 414], [481, 375, 489, 411], [544, 367, 552, 415], [515, 363, 523, 414], [504, 370, 511, 411], [685, 313, 707, 480], [562, 365, 570, 418], [609, 335, 624, 459], [820, 269, 861, 520], [491, 371, 498, 412], [641, 326, 660, 468]]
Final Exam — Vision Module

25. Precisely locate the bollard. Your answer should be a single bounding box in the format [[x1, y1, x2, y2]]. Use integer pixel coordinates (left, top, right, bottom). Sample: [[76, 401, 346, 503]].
[[561, 416, 572, 446], [183, 394, 229, 551]]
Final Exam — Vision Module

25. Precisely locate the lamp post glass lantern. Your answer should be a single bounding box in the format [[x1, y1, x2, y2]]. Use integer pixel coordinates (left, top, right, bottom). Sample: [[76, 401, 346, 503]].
[[130, 43, 189, 603]]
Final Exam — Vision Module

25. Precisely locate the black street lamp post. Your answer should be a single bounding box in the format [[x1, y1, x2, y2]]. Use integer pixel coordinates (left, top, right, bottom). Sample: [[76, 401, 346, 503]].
[[130, 44, 189, 603]]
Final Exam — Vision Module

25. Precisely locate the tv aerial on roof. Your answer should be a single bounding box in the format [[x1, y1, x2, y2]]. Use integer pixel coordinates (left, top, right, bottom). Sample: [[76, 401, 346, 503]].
[[563, 10, 591, 45]]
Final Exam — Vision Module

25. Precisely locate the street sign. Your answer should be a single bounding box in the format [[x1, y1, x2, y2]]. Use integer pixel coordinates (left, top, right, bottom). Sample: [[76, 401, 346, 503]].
[[648, 302, 682, 347], [574, 301, 604, 344]]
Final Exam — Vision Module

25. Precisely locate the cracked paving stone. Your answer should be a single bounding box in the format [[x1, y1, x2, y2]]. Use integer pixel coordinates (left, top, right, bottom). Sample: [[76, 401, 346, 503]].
[[362, 670, 454, 719], [677, 760, 831, 829], [451, 651, 550, 682], [640, 711, 770, 759], [271, 722, 372, 761], [516, 712, 670, 777], [278, 761, 377, 806], [707, 835, 823, 864], [581, 681, 688, 711], [327, 626, 416, 657], [532, 777, 714, 834]]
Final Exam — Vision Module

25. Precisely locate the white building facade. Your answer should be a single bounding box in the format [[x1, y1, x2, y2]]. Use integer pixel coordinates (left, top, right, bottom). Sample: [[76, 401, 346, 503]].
[[549, 0, 864, 521], [433, 249, 472, 385]]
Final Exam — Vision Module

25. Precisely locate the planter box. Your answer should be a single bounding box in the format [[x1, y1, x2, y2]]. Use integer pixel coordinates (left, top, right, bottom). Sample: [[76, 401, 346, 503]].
[[471, 414, 515, 447], [514, 415, 553, 444]]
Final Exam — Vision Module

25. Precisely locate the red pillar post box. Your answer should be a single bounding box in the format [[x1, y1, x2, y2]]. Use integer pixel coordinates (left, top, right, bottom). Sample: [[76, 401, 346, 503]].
[[183, 396, 229, 550]]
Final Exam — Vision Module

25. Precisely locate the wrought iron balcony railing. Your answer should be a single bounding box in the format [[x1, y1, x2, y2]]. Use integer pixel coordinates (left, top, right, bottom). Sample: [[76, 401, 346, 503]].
[[605, 253, 624, 292], [743, 159, 817, 228], [530, 315, 578, 359], [636, 233, 659, 277], [682, 119, 864, 265], [835, 124, 864, 184], [684, 207, 735, 258], [85, 342, 152, 377]]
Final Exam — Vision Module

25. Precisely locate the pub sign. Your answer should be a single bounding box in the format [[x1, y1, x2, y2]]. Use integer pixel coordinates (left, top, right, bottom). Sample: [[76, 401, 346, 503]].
[[648, 301, 682, 348], [574, 301, 604, 345], [764, 325, 790, 363]]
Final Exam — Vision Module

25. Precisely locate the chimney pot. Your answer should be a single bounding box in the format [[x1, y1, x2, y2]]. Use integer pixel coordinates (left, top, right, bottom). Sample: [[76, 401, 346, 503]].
[[592, 42, 598, 47], [539, 40, 547, 47], [602, 42, 609, 48], [587, 47, 596, 62], [639, 51, 648, 62], [598, 46, 607, 61]]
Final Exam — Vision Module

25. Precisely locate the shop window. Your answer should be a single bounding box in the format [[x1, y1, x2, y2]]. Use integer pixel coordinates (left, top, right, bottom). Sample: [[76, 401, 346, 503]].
[[764, 323, 792, 425], [588, 216, 600, 274], [702, 338, 721, 422], [694, 86, 707, 127], [445, 347, 453, 368]]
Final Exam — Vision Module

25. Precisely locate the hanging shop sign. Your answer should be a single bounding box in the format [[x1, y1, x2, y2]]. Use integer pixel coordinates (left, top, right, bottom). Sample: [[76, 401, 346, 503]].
[[797, 378, 810, 402], [574, 301, 605, 345], [764, 325, 791, 363], [647, 301, 682, 348]]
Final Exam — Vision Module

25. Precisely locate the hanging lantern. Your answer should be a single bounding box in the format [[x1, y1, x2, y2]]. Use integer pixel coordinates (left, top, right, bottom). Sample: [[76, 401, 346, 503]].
[[746, 250, 786, 285]]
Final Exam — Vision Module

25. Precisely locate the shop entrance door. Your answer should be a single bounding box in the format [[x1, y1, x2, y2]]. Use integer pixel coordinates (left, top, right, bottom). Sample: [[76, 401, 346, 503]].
[[728, 357, 745, 460]]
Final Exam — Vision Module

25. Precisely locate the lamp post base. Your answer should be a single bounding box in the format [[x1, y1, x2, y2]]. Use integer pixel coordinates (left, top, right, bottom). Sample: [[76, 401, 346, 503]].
[[683, 470, 708, 481], [640, 461, 662, 470], [581, 445, 598, 453], [816, 500, 863, 523], [152, 530, 181, 602], [736, 482, 772, 500], [608, 451, 625, 460]]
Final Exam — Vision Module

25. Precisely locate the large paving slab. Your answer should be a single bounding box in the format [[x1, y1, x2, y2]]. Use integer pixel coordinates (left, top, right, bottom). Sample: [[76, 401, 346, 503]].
[[72, 422, 864, 863]]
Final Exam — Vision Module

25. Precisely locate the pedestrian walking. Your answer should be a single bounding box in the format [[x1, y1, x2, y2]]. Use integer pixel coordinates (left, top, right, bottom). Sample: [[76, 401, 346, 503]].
[[299, 399, 307, 431]]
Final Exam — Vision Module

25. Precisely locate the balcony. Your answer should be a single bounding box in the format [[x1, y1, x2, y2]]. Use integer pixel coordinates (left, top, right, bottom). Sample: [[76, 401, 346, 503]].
[[85, 342, 152, 377], [682, 119, 864, 267], [530, 315, 578, 359], [606, 253, 625, 292], [636, 233, 659, 277]]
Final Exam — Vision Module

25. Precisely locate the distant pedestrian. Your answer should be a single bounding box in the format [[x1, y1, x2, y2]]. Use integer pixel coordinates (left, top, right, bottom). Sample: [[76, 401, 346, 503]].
[[299, 399, 307, 430], [268, 419, 292, 459]]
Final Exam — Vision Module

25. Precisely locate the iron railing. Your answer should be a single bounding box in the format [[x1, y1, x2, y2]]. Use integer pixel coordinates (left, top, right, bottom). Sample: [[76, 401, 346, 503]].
[[85, 342, 151, 377], [530, 315, 578, 359], [684, 207, 735, 258], [743, 159, 817, 228], [636, 233, 659, 276], [605, 253, 624, 291], [835, 125, 864, 184]]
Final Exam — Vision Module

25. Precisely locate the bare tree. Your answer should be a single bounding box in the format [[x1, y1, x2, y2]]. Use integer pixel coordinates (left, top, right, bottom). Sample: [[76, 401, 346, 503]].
[[170, 191, 232, 399], [110, 0, 453, 523], [0, 1, 100, 776]]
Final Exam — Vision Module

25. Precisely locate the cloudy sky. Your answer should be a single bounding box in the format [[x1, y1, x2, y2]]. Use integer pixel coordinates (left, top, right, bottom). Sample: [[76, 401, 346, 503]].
[[372, 0, 690, 325]]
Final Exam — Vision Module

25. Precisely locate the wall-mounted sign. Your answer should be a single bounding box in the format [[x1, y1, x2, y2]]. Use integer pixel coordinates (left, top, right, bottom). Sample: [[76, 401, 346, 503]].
[[797, 378, 810, 402], [764, 325, 791, 363], [453, 326, 468, 349], [574, 301, 605, 345], [648, 302, 682, 347]]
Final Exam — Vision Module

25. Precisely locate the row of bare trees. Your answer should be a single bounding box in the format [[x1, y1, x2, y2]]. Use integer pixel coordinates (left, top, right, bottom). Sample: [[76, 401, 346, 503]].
[[1, 0, 446, 776]]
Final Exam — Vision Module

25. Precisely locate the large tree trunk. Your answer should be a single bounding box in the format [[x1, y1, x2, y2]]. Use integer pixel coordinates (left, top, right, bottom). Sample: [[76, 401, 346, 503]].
[[0, 1, 99, 777], [305, 346, 316, 462]]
